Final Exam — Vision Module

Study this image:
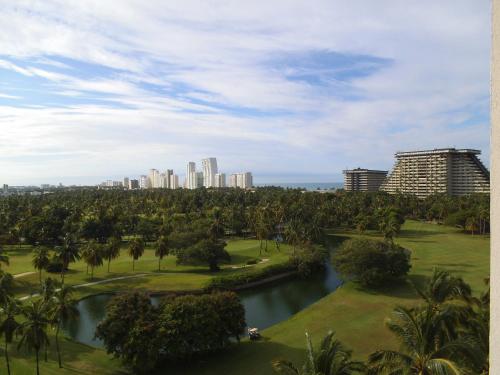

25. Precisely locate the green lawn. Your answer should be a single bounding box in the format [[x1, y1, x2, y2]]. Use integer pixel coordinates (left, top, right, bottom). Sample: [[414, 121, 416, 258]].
[[6, 238, 291, 300], [3, 221, 490, 375]]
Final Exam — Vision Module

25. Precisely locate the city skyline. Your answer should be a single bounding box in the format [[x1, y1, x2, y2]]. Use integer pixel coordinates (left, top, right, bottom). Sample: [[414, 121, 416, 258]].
[[0, 1, 490, 185]]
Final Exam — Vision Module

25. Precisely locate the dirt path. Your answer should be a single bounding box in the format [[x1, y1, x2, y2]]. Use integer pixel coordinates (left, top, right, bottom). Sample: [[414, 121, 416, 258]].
[[13, 271, 36, 278]]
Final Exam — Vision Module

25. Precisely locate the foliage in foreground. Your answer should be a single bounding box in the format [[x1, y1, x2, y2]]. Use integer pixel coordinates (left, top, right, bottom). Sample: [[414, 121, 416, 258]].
[[332, 238, 411, 287], [272, 331, 365, 375], [95, 291, 246, 374]]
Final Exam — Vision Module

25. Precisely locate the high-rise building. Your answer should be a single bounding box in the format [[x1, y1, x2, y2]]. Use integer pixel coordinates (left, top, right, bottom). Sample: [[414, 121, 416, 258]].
[[139, 175, 148, 189], [186, 162, 197, 189], [170, 174, 179, 189], [380, 148, 490, 198], [214, 173, 226, 188], [202, 158, 218, 187], [148, 169, 160, 188], [129, 179, 139, 189], [343, 168, 388, 192], [164, 169, 174, 189], [196, 172, 203, 188], [229, 172, 253, 189], [123, 177, 130, 189]]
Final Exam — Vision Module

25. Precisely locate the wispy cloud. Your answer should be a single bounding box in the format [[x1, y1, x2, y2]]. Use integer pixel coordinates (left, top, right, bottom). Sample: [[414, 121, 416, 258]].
[[0, 0, 490, 184]]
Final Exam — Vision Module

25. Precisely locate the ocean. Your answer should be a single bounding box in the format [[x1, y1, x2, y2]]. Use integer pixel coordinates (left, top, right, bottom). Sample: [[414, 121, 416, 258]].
[[254, 182, 343, 191]]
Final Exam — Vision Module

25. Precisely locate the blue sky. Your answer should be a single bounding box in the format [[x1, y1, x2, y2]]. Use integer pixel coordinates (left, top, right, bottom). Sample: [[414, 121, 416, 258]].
[[0, 1, 491, 185]]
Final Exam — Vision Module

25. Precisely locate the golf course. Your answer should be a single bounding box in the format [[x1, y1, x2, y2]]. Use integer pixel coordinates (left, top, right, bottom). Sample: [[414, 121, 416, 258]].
[[2, 219, 489, 375]]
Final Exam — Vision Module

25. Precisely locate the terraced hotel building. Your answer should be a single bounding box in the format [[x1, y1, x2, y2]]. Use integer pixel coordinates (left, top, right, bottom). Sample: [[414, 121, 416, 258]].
[[343, 168, 388, 192], [380, 148, 490, 198]]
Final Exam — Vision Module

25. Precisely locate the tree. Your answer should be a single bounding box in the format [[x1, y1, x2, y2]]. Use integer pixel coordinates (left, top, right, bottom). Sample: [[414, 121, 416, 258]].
[[272, 331, 365, 375], [32, 246, 51, 285], [368, 306, 476, 375], [128, 238, 145, 271], [104, 236, 121, 272], [0, 270, 14, 306], [176, 238, 230, 272], [154, 235, 169, 271], [332, 238, 411, 287], [0, 297, 21, 375], [40, 277, 57, 303], [0, 245, 9, 269], [55, 234, 80, 285], [82, 241, 104, 279], [49, 286, 79, 368], [414, 268, 471, 308], [18, 299, 51, 375]]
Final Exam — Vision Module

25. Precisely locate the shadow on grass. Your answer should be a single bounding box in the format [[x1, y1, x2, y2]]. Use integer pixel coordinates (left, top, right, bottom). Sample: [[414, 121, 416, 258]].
[[354, 274, 428, 300], [158, 340, 306, 375], [399, 229, 443, 238]]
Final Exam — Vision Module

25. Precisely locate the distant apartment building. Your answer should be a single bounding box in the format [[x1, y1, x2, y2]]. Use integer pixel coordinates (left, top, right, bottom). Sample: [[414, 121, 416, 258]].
[[139, 175, 148, 189], [2, 184, 8, 195], [380, 148, 490, 198], [214, 173, 226, 188], [164, 169, 174, 189], [196, 172, 203, 188], [230, 172, 253, 189], [202, 158, 218, 187], [148, 169, 161, 188], [186, 162, 197, 189], [343, 168, 388, 192], [123, 177, 130, 189], [169, 174, 179, 189], [129, 179, 139, 189]]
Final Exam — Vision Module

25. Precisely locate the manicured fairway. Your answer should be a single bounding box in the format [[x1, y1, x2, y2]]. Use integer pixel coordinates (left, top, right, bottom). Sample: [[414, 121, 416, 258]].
[[4, 221, 490, 375]]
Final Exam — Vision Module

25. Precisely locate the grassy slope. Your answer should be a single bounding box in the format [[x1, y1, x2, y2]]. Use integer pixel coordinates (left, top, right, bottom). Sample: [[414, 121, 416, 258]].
[[7, 239, 291, 299], [5, 221, 490, 375]]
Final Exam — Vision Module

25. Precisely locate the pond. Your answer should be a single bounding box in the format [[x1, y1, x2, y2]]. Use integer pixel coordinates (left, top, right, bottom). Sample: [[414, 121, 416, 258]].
[[62, 261, 342, 348]]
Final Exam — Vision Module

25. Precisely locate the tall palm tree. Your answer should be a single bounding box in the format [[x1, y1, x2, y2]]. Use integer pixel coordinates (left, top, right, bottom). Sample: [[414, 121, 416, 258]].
[[272, 331, 365, 375], [104, 236, 121, 272], [55, 234, 80, 285], [0, 297, 21, 375], [49, 286, 79, 368], [18, 299, 51, 375], [32, 246, 51, 285], [0, 270, 14, 306], [82, 241, 104, 280], [414, 269, 471, 307], [128, 238, 145, 271], [0, 245, 10, 269], [40, 277, 57, 303], [155, 235, 169, 271], [368, 306, 476, 374]]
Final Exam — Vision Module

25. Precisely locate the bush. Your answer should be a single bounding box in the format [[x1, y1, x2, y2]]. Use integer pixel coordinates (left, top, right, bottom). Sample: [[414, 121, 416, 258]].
[[245, 258, 260, 265], [289, 243, 329, 278], [207, 263, 295, 289], [46, 256, 66, 273], [332, 238, 411, 287]]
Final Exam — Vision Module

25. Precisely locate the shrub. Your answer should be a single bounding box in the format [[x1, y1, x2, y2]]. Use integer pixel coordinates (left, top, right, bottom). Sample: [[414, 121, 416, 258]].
[[207, 262, 295, 289], [332, 238, 411, 287], [289, 243, 329, 278]]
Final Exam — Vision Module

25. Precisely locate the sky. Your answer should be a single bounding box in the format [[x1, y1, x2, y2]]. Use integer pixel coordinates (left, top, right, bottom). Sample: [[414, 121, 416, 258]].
[[0, 0, 491, 185]]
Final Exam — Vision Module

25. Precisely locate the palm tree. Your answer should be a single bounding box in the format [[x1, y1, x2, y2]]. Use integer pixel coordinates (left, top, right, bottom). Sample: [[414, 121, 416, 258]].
[[414, 269, 471, 308], [272, 331, 365, 375], [55, 234, 80, 285], [40, 277, 57, 303], [49, 286, 79, 368], [0, 270, 14, 306], [128, 238, 145, 271], [368, 306, 476, 374], [104, 236, 121, 272], [18, 299, 51, 375], [0, 297, 21, 375], [82, 241, 103, 280], [32, 246, 51, 285], [155, 235, 169, 271], [0, 245, 10, 269]]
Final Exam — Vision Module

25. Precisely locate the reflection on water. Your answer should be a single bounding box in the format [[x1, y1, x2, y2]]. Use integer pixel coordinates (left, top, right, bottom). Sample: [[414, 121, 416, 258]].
[[62, 263, 342, 348]]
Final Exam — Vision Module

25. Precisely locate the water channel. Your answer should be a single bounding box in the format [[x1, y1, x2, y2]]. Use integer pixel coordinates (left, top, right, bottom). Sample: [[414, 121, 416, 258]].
[[62, 261, 342, 348]]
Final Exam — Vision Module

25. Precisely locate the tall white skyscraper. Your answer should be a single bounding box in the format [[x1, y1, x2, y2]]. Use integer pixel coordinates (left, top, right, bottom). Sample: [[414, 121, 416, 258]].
[[202, 158, 218, 187], [139, 175, 148, 189], [170, 174, 179, 189], [148, 169, 161, 188], [123, 177, 129, 189], [215, 173, 226, 188], [186, 162, 197, 189], [165, 169, 173, 189]]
